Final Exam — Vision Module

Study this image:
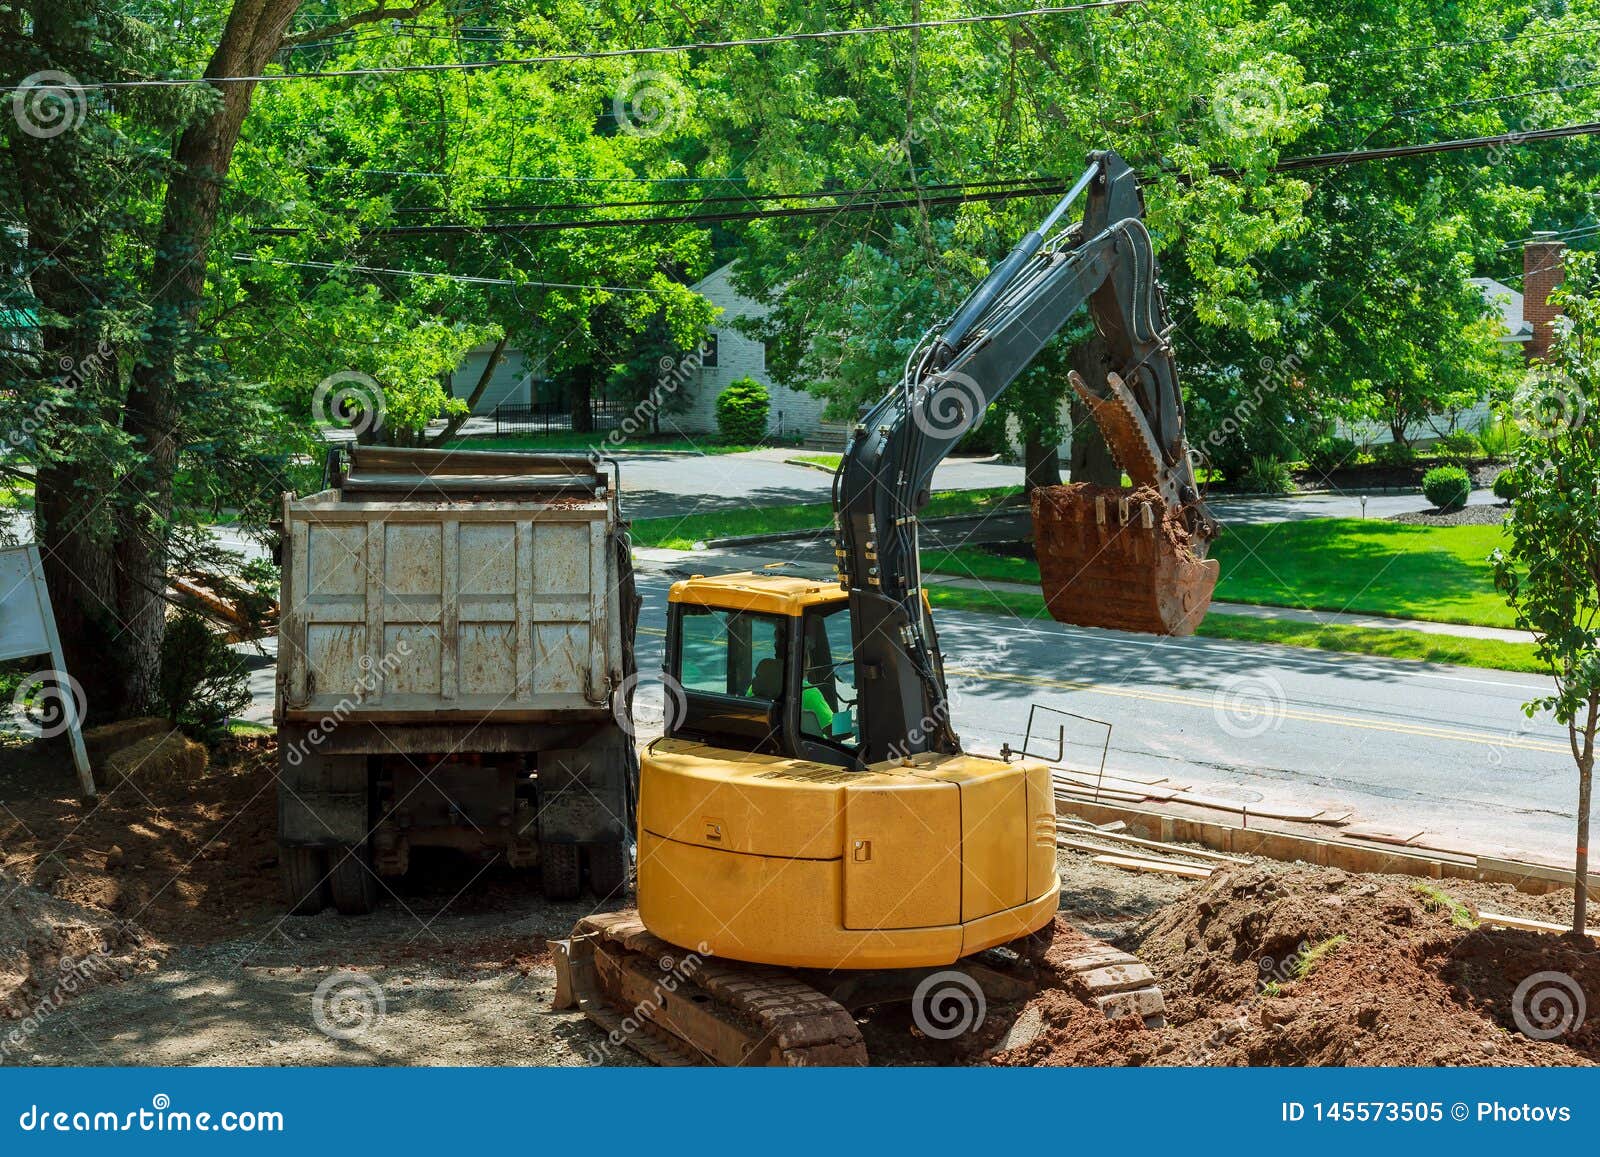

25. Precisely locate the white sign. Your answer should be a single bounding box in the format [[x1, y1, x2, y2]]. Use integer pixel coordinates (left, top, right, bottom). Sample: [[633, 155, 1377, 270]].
[[1, 544, 53, 660], [0, 543, 95, 796]]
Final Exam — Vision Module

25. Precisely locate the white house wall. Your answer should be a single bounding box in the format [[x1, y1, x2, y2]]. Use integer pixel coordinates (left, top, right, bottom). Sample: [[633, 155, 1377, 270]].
[[660, 262, 828, 438], [448, 346, 533, 416]]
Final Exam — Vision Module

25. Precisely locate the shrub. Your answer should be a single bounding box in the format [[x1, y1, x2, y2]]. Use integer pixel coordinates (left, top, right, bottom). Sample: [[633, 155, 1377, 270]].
[[158, 612, 252, 741], [1421, 465, 1472, 512], [1492, 468, 1518, 501], [1476, 413, 1522, 461], [1300, 434, 1357, 475], [714, 377, 770, 443], [1434, 430, 1482, 463], [1238, 455, 1295, 494], [1373, 440, 1416, 465]]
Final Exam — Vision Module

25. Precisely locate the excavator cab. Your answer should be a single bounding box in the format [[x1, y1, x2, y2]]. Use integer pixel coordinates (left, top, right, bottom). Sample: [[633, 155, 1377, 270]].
[[663, 571, 861, 767]]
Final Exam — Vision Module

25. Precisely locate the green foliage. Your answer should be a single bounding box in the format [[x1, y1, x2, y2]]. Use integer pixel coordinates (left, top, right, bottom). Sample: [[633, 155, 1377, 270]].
[[1422, 466, 1472, 512], [1492, 252, 1600, 734], [1293, 935, 1347, 981], [1412, 883, 1479, 930], [1300, 435, 1357, 475], [1238, 455, 1296, 494], [157, 613, 252, 742], [1492, 469, 1519, 502], [1373, 441, 1418, 466], [1434, 431, 1483, 464], [714, 377, 770, 444], [1477, 413, 1524, 461]]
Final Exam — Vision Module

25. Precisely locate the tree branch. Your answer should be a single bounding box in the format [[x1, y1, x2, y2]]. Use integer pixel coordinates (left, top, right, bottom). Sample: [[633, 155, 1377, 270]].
[[281, 1, 443, 49]]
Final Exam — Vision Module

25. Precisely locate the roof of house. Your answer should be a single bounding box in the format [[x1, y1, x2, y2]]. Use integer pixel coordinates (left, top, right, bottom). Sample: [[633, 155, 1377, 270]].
[[1467, 276, 1533, 342]]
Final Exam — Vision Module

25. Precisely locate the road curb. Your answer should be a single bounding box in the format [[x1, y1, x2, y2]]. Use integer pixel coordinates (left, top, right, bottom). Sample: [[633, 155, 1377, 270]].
[[704, 501, 1029, 549]]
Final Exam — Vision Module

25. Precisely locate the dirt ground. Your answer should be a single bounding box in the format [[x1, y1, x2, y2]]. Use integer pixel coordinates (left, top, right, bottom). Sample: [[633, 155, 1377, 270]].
[[2, 734, 1595, 1067]]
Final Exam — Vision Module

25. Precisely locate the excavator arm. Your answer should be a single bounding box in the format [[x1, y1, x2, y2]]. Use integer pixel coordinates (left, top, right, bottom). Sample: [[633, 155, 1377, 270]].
[[834, 150, 1218, 763]]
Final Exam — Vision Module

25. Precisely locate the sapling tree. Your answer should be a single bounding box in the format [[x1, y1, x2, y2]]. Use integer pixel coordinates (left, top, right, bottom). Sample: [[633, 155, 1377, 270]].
[[1492, 251, 1600, 937]]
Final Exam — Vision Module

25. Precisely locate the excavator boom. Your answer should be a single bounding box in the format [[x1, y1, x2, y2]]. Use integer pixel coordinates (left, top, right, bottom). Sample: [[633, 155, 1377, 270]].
[[835, 150, 1218, 763]]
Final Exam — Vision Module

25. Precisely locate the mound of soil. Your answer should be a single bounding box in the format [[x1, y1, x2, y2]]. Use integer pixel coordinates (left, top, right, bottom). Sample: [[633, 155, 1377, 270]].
[[0, 737, 282, 945], [1389, 503, 1509, 527], [994, 866, 1600, 1067], [0, 868, 150, 1022]]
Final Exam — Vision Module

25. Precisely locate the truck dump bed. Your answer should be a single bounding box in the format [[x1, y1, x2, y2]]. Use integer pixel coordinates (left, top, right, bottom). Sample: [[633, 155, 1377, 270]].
[[276, 447, 628, 724]]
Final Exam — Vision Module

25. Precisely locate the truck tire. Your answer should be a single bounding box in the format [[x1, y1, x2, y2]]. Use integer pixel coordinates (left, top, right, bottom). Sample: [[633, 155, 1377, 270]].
[[328, 845, 379, 915], [281, 846, 330, 916], [586, 841, 630, 899], [541, 843, 581, 901]]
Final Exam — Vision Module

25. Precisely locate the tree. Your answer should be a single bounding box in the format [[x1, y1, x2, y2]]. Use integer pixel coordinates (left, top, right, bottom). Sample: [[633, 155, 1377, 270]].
[[1491, 251, 1600, 937]]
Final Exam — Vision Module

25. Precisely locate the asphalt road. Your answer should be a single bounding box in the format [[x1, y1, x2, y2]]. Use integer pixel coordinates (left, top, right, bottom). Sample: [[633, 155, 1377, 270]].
[[630, 568, 1576, 866]]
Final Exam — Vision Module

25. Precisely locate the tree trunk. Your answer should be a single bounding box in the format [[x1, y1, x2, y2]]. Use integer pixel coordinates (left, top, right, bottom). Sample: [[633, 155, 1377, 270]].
[[430, 334, 510, 445], [1574, 693, 1597, 936], [1023, 435, 1062, 493], [1068, 335, 1121, 486], [570, 370, 595, 434], [114, 0, 301, 711]]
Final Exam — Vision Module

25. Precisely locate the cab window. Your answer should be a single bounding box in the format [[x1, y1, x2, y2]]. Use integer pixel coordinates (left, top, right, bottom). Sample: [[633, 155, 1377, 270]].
[[800, 603, 857, 747], [678, 605, 785, 700]]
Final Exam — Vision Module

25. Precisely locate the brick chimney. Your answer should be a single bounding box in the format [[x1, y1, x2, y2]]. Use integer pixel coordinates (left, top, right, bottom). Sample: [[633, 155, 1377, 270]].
[[1523, 231, 1566, 362]]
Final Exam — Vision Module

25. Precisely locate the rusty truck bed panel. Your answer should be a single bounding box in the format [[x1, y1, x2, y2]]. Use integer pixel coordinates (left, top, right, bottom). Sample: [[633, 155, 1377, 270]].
[[276, 452, 625, 724]]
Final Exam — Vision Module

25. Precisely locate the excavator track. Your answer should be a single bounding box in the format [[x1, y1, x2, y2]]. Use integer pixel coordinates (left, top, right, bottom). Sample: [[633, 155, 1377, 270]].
[[553, 911, 1167, 1065], [552, 912, 869, 1066]]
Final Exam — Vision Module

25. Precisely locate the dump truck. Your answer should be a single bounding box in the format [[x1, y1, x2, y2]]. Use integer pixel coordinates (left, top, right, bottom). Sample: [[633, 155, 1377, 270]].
[[273, 446, 638, 915]]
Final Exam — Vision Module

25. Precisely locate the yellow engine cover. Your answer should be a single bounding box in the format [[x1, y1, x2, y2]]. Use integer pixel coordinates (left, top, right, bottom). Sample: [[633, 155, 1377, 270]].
[[635, 738, 1061, 970]]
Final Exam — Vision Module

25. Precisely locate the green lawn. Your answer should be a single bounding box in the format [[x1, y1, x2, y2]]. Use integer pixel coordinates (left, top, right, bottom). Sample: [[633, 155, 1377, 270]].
[[632, 487, 1023, 550], [787, 453, 842, 471], [924, 517, 1516, 629], [923, 585, 1543, 675], [442, 433, 763, 454]]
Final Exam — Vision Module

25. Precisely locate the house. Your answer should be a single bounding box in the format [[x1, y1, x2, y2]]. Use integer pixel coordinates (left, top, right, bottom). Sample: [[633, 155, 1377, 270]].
[[1336, 234, 1566, 447], [657, 262, 830, 442], [445, 341, 539, 415]]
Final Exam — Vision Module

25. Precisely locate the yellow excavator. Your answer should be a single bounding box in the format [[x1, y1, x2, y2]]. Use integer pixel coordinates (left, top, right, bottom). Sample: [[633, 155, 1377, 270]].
[[553, 151, 1219, 1065]]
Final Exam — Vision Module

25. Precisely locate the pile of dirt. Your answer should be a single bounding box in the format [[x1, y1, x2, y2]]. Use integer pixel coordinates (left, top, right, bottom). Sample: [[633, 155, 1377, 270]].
[[1031, 483, 1218, 636], [0, 867, 151, 1024], [0, 737, 282, 945], [994, 866, 1600, 1067]]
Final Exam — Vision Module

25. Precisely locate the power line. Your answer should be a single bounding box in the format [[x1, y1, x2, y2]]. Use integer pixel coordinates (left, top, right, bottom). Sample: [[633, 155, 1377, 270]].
[[228, 254, 667, 292], [0, 3, 1141, 93], [249, 120, 1600, 238]]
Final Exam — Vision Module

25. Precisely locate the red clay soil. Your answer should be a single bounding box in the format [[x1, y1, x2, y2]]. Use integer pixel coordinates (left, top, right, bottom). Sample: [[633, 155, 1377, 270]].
[[993, 866, 1600, 1067], [1031, 483, 1219, 636]]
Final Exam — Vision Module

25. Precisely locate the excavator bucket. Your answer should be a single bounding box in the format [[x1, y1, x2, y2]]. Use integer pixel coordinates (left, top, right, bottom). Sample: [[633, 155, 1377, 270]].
[[1032, 482, 1219, 636]]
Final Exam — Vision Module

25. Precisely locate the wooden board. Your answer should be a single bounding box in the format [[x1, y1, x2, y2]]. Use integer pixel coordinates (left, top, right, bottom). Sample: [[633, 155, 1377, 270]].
[[1092, 853, 1212, 880], [1476, 909, 1600, 941]]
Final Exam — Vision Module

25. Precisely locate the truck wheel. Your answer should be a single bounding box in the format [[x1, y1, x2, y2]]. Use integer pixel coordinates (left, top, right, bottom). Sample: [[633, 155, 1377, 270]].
[[328, 845, 379, 915], [541, 843, 581, 901], [281, 846, 329, 916], [586, 841, 631, 899]]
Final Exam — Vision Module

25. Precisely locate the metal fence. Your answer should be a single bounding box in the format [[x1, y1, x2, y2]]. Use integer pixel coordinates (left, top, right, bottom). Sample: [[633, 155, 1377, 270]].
[[491, 398, 631, 436]]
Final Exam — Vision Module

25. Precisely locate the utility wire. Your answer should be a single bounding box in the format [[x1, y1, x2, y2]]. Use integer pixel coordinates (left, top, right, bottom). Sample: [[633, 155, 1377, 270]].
[[0, 3, 1141, 92], [250, 120, 1600, 238], [228, 254, 667, 292]]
